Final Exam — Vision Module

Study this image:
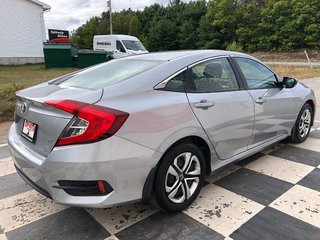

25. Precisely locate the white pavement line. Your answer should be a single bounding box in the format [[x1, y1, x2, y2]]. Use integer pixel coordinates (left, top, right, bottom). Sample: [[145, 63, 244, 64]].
[[87, 203, 158, 235], [290, 138, 320, 153], [0, 143, 8, 148], [105, 236, 120, 240], [0, 234, 8, 240], [244, 155, 314, 184], [314, 120, 320, 123], [0, 157, 15, 177], [184, 185, 265, 237], [0, 190, 67, 233], [270, 185, 320, 228]]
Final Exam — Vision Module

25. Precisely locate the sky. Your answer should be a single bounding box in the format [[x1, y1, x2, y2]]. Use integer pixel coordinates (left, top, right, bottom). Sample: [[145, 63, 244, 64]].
[[43, 0, 185, 35]]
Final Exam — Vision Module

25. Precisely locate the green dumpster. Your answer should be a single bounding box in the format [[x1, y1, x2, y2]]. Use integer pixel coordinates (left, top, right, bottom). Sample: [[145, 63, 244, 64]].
[[43, 43, 79, 68], [77, 50, 112, 69]]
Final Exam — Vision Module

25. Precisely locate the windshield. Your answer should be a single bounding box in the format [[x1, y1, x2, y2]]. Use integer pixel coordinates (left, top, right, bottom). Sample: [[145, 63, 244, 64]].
[[122, 40, 147, 51], [57, 59, 162, 90]]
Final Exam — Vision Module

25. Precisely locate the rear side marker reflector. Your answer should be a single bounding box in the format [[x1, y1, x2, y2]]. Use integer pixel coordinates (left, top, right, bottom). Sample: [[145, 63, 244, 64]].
[[45, 100, 129, 146], [98, 180, 106, 193]]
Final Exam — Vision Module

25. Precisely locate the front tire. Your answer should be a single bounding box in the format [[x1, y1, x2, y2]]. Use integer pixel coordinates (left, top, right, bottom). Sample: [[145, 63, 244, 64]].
[[155, 142, 205, 212], [291, 103, 313, 143]]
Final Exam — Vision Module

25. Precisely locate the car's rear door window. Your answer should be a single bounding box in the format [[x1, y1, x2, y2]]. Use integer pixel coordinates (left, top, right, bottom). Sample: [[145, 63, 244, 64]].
[[57, 59, 162, 90], [235, 57, 278, 89], [188, 58, 239, 93]]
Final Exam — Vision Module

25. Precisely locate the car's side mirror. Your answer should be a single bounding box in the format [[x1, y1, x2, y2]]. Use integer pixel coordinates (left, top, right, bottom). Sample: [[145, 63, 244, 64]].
[[282, 77, 297, 88]]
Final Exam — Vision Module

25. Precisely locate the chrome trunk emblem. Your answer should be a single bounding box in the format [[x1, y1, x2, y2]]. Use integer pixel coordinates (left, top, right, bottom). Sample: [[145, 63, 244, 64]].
[[20, 102, 28, 114]]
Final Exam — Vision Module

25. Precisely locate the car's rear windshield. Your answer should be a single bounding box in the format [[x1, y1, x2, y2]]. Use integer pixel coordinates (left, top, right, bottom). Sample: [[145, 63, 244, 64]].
[[57, 59, 162, 90]]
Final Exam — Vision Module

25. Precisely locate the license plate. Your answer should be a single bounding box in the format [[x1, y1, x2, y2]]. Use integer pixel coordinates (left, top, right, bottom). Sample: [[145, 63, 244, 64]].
[[22, 120, 37, 142]]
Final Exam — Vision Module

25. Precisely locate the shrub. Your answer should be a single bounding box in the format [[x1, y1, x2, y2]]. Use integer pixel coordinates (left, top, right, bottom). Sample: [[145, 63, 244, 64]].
[[226, 41, 244, 52], [0, 84, 24, 122]]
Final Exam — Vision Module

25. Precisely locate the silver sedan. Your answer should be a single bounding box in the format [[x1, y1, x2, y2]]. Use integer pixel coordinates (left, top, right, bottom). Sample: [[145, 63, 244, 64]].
[[8, 50, 316, 212]]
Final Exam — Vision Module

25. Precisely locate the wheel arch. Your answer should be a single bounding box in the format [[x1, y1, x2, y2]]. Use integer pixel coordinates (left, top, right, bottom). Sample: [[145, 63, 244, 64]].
[[141, 135, 212, 205], [156, 136, 212, 175]]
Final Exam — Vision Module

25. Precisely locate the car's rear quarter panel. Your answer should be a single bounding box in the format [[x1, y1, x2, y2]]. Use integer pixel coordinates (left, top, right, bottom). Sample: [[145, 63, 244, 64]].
[[96, 89, 218, 178]]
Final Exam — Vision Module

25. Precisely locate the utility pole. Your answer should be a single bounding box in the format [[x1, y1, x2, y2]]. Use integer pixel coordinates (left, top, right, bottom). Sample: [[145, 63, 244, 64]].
[[107, 0, 113, 34]]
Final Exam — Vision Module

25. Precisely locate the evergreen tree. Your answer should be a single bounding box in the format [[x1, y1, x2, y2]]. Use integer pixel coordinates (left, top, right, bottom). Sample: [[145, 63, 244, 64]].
[[69, 0, 320, 51]]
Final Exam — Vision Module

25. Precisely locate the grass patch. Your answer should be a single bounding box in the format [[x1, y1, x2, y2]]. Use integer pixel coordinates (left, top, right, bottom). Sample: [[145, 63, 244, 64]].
[[0, 64, 76, 89], [268, 65, 320, 80], [0, 64, 76, 122]]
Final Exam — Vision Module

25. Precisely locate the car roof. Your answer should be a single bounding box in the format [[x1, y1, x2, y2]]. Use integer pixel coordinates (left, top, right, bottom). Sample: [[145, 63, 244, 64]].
[[128, 50, 253, 61]]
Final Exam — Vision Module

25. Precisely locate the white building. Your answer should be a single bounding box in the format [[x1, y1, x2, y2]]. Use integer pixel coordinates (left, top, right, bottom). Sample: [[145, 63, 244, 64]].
[[0, 0, 50, 65]]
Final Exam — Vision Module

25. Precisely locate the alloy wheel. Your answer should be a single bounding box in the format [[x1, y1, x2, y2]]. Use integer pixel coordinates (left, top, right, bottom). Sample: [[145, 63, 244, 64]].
[[299, 108, 311, 138], [165, 152, 201, 204]]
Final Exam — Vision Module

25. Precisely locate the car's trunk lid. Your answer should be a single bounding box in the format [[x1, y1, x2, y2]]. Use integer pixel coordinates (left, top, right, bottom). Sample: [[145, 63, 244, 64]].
[[15, 83, 103, 157]]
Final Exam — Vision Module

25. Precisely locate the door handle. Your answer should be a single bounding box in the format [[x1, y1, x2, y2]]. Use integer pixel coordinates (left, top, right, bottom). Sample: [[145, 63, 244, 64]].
[[255, 97, 267, 104], [194, 100, 214, 109]]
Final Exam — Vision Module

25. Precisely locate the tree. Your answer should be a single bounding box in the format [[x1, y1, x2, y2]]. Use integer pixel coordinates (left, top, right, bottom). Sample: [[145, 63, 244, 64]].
[[207, 0, 240, 47], [236, 2, 262, 51], [97, 11, 110, 35], [179, 20, 198, 49], [70, 17, 99, 49], [70, 0, 320, 51], [128, 15, 141, 37], [145, 19, 179, 51], [196, 15, 222, 49], [299, 0, 320, 48]]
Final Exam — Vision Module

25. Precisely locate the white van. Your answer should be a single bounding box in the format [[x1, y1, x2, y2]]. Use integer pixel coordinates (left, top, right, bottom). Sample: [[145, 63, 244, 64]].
[[93, 35, 149, 58]]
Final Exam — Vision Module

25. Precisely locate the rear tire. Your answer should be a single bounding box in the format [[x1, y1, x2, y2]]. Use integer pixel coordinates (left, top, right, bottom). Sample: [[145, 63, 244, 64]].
[[155, 142, 205, 212], [291, 103, 313, 143]]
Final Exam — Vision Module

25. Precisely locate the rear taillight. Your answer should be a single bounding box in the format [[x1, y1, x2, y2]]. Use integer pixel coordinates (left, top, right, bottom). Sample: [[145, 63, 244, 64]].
[[45, 100, 129, 146]]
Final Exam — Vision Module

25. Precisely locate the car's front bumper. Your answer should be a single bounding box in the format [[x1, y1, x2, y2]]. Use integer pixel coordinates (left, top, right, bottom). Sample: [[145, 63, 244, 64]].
[[8, 123, 160, 208]]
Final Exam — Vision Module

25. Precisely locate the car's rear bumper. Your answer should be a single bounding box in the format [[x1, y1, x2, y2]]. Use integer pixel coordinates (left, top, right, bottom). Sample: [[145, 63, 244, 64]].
[[15, 164, 52, 199], [8, 123, 160, 208]]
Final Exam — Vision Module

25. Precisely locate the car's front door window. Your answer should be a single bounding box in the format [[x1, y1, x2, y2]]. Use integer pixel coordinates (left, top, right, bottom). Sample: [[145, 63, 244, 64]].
[[235, 57, 278, 89]]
